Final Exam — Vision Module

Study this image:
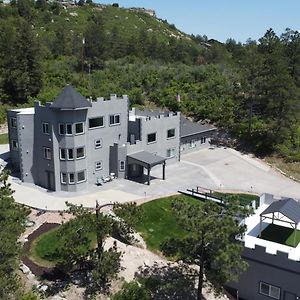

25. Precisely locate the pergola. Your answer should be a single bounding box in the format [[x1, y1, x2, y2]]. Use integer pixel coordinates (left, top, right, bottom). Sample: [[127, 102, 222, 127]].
[[127, 151, 166, 185], [259, 198, 300, 247]]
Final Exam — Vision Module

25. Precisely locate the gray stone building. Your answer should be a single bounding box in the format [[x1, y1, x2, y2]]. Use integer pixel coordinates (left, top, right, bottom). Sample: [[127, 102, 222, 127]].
[[226, 194, 300, 300], [7, 86, 215, 192]]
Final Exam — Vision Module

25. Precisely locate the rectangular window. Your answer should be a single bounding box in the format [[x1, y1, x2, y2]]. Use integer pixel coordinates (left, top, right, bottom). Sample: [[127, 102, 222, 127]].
[[147, 132, 157, 144], [77, 170, 86, 183], [75, 122, 84, 134], [95, 161, 103, 171], [61, 172, 67, 184], [109, 114, 120, 126], [167, 128, 176, 139], [76, 147, 85, 159], [119, 160, 125, 171], [42, 122, 49, 135], [95, 139, 102, 149], [59, 149, 66, 160], [69, 173, 75, 184], [66, 123, 72, 135], [259, 282, 280, 299], [68, 148, 74, 160], [10, 117, 17, 128], [43, 147, 51, 160], [166, 148, 175, 158], [12, 140, 18, 150], [59, 123, 65, 135], [201, 137, 206, 144], [189, 140, 196, 148], [89, 117, 104, 129]]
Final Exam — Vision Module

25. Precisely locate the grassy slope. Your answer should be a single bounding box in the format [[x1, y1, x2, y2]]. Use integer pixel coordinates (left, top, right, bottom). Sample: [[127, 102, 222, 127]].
[[135, 195, 202, 252], [265, 156, 300, 182], [34, 4, 191, 46]]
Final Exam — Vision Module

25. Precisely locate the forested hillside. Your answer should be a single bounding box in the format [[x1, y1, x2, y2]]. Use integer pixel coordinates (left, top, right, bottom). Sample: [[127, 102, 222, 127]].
[[0, 0, 299, 161]]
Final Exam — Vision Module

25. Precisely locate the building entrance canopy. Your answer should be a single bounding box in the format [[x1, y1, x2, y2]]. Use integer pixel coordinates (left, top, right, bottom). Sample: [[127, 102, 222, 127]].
[[127, 151, 166, 185]]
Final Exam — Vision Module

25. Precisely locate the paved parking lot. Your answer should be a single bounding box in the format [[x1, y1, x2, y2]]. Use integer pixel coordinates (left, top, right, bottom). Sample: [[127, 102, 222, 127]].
[[181, 148, 300, 199], [1, 144, 300, 210]]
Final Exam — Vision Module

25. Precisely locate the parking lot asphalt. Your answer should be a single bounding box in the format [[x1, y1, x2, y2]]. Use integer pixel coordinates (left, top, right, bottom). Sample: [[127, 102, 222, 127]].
[[1, 144, 300, 211]]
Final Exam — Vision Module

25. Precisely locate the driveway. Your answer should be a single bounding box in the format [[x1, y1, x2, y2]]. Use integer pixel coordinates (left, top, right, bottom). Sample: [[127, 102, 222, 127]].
[[181, 147, 300, 199], [1, 144, 300, 210]]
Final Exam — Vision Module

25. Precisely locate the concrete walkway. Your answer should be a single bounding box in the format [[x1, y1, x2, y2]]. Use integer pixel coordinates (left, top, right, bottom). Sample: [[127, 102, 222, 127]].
[[1, 144, 300, 211]]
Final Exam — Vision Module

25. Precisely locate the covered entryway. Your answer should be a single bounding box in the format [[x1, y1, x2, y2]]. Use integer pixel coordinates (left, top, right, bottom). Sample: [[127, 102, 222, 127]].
[[127, 151, 166, 185]]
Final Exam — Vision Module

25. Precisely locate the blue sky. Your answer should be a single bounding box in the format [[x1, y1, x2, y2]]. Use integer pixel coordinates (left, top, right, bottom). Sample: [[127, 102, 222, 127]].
[[96, 0, 300, 43]]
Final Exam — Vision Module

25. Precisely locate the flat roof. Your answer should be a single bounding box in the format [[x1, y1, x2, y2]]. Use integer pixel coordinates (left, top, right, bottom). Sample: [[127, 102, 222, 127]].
[[11, 108, 35, 115], [127, 151, 166, 168]]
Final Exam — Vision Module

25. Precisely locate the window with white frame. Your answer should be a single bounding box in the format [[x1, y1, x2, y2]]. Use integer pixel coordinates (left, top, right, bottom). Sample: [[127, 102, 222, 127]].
[[259, 282, 280, 299], [68, 148, 74, 160], [201, 137, 206, 144], [12, 140, 18, 150], [147, 132, 157, 144], [59, 123, 65, 135], [69, 173, 75, 184], [167, 128, 176, 139], [66, 123, 72, 135], [43, 147, 51, 160], [95, 139, 102, 149], [61, 172, 67, 184], [60, 148, 66, 160], [109, 114, 120, 126], [75, 122, 84, 134], [166, 148, 175, 158], [42, 122, 49, 135], [189, 139, 196, 148], [119, 160, 125, 171], [76, 147, 85, 159], [89, 117, 104, 129], [77, 170, 86, 183], [10, 117, 17, 128], [95, 161, 103, 171]]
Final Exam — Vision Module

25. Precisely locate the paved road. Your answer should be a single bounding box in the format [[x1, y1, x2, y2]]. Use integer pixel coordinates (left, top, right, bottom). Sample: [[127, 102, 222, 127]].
[[1, 144, 300, 210]]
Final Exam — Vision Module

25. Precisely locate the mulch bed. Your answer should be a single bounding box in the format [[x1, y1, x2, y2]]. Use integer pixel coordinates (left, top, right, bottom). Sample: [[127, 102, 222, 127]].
[[22, 222, 67, 280]]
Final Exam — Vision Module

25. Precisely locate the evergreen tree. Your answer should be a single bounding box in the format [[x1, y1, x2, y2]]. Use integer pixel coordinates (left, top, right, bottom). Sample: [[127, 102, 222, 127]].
[[1, 19, 42, 102], [161, 197, 252, 299], [0, 171, 29, 300]]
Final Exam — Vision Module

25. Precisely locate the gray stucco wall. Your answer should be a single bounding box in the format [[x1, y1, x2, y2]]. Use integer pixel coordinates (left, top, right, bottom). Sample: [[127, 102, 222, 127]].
[[7, 111, 20, 170], [180, 131, 214, 155], [127, 112, 181, 164], [18, 114, 35, 183], [15, 96, 129, 192], [226, 245, 300, 300]]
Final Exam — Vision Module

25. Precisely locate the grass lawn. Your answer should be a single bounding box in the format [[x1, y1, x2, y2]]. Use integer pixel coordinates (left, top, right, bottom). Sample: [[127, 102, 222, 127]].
[[135, 195, 202, 252], [212, 192, 259, 208], [29, 226, 96, 267], [260, 224, 300, 247], [0, 133, 8, 144]]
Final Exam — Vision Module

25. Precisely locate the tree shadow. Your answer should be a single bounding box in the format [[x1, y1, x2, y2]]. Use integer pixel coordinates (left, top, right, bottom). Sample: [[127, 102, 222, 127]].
[[134, 262, 197, 300]]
